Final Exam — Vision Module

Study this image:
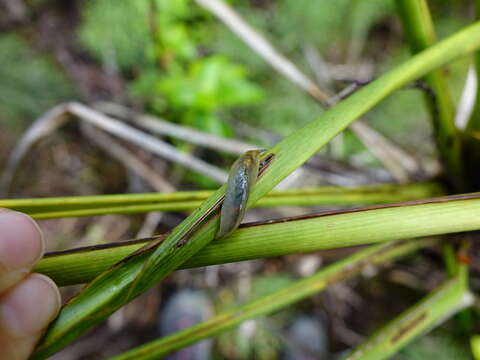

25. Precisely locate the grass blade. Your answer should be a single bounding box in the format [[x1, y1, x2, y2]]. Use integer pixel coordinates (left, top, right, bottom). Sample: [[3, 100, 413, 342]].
[[0, 182, 441, 219], [34, 192, 480, 286]]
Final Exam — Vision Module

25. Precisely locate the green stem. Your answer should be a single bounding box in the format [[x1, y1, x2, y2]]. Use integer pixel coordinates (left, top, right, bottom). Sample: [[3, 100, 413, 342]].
[[442, 242, 458, 276], [395, 0, 462, 186], [346, 265, 472, 360], [106, 239, 435, 360], [0, 183, 441, 219], [35, 193, 480, 286], [471, 335, 480, 360], [466, 0, 480, 133], [394, 5, 473, 338], [32, 23, 480, 359], [462, 0, 480, 191]]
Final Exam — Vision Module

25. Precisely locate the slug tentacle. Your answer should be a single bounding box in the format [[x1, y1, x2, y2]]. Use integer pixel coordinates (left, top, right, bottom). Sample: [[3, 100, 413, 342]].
[[216, 150, 263, 239]]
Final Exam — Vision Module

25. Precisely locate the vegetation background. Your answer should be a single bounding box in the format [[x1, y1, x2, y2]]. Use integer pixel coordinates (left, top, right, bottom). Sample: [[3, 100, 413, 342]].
[[0, 0, 478, 359]]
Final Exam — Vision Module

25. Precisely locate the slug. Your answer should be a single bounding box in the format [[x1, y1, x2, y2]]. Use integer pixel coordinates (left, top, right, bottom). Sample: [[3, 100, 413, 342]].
[[216, 149, 263, 239]]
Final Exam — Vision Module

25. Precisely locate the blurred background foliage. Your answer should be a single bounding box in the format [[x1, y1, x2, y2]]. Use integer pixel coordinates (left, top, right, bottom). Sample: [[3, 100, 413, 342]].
[[1, 0, 472, 158], [396, 330, 472, 360], [0, 34, 75, 131], [80, 0, 265, 137], [0, 0, 477, 358]]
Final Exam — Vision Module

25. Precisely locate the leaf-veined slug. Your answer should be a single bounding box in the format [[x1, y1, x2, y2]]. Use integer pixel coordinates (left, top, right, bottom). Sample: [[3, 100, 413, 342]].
[[216, 149, 263, 239]]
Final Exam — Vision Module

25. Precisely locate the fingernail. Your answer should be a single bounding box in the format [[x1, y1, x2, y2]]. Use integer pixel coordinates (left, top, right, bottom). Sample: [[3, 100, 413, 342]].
[[0, 210, 44, 270], [0, 274, 61, 336]]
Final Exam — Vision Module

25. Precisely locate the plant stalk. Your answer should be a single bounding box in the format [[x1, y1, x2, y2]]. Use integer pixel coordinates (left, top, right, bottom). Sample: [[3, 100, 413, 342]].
[[0, 183, 441, 219], [395, 0, 462, 187], [466, 0, 480, 133], [35, 193, 480, 286]]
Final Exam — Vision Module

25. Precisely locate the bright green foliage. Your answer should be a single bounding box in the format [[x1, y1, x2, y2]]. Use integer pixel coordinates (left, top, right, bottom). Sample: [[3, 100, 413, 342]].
[[146, 0, 198, 62], [132, 55, 264, 136], [161, 56, 262, 110], [79, 0, 200, 67], [151, 22, 196, 61], [80, 0, 264, 139], [0, 35, 74, 128]]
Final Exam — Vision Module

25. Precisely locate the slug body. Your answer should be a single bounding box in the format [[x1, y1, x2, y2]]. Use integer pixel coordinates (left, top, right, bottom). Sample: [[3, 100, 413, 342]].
[[216, 150, 263, 239]]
